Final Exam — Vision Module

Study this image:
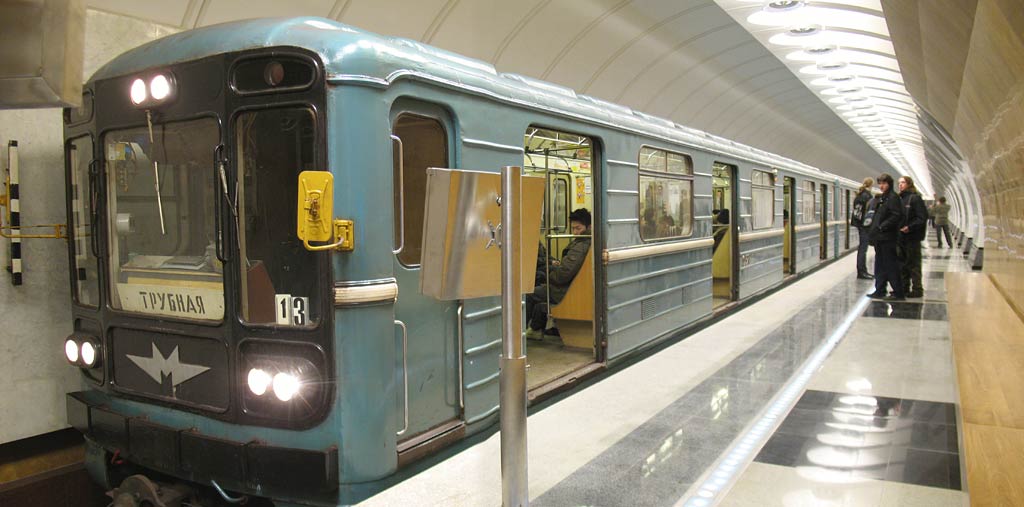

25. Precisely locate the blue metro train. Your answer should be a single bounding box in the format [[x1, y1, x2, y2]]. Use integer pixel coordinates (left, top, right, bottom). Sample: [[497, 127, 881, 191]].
[[60, 17, 858, 506]]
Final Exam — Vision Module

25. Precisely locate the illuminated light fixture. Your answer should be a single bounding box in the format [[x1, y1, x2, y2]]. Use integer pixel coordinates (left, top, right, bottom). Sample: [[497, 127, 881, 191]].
[[845, 95, 870, 102], [817, 61, 847, 71], [827, 74, 856, 82], [64, 339, 79, 363], [130, 78, 147, 105], [766, 0, 804, 10], [150, 74, 172, 100], [81, 341, 97, 367], [788, 24, 822, 36], [806, 44, 837, 55], [837, 86, 862, 94], [247, 368, 272, 396], [272, 372, 301, 402]]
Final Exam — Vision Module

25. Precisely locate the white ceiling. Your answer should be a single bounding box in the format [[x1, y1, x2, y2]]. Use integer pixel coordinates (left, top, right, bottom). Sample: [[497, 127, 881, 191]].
[[87, 0, 901, 182]]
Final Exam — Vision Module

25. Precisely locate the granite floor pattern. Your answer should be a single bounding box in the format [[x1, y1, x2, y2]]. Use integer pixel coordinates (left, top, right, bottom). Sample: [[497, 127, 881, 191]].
[[719, 240, 969, 507], [533, 279, 865, 507], [753, 390, 961, 490]]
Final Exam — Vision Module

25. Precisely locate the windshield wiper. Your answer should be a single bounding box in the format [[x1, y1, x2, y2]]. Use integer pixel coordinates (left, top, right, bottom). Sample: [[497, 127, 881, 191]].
[[146, 110, 166, 235]]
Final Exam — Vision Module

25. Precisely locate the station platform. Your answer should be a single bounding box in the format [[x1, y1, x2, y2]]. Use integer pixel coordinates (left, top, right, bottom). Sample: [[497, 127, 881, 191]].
[[360, 237, 987, 507]]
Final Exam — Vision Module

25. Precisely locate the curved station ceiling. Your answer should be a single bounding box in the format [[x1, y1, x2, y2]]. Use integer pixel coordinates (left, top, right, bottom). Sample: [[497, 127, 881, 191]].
[[87, 0, 911, 184]]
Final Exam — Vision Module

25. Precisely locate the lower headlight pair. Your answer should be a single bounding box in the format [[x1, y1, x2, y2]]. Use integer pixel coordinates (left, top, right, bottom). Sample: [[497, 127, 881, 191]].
[[247, 368, 302, 402], [64, 335, 101, 368], [240, 340, 328, 423]]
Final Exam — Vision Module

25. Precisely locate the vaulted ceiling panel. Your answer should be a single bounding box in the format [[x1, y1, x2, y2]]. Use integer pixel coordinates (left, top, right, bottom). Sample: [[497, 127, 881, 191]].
[[493, 0, 622, 79], [199, 0, 334, 27], [88, 0, 191, 27], [426, 0, 547, 64], [340, 0, 450, 41]]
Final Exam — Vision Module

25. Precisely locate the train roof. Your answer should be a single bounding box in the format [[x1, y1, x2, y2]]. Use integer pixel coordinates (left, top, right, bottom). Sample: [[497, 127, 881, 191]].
[[92, 16, 858, 187]]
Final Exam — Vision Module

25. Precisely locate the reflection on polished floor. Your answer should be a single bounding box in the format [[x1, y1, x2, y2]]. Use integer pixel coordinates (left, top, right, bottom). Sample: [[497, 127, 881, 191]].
[[358, 237, 970, 507]]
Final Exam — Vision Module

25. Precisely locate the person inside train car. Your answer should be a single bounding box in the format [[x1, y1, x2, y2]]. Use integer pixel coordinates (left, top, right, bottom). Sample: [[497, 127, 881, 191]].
[[851, 178, 875, 280], [525, 208, 592, 341], [898, 176, 929, 298], [865, 173, 906, 301], [712, 209, 730, 251], [931, 196, 954, 248]]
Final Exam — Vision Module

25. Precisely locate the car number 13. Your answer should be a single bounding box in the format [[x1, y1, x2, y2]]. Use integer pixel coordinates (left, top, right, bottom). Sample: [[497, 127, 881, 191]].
[[275, 294, 310, 326]]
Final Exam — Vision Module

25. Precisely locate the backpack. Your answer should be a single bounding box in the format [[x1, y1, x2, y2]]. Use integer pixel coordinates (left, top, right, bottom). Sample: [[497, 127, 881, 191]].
[[851, 201, 865, 226], [861, 198, 877, 228]]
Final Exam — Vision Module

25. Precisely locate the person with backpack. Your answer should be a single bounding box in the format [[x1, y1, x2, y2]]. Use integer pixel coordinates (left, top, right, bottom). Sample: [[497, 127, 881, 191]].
[[866, 173, 906, 301], [850, 177, 874, 279], [898, 176, 928, 298]]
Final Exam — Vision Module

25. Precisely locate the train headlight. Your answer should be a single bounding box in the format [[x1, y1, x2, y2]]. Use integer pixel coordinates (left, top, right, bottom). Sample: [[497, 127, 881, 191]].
[[64, 335, 102, 369], [247, 368, 272, 396], [272, 372, 301, 402], [64, 339, 79, 363], [80, 341, 97, 367], [150, 74, 172, 100], [130, 79, 147, 105], [240, 340, 329, 424]]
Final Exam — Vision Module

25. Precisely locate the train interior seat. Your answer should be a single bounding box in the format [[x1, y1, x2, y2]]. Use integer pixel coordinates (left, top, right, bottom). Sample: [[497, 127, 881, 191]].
[[712, 229, 731, 280], [550, 247, 594, 350]]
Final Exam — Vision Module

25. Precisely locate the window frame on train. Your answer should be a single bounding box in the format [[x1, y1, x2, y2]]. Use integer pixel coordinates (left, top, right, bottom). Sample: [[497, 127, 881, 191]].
[[801, 180, 817, 224], [750, 169, 776, 230], [392, 111, 450, 268], [637, 145, 694, 242]]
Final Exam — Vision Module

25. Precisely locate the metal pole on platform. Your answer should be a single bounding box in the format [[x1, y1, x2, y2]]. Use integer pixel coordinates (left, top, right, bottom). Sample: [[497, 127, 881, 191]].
[[499, 165, 528, 507]]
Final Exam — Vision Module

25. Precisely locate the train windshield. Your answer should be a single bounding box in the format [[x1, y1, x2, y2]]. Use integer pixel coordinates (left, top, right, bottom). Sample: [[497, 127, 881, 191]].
[[236, 107, 320, 326], [104, 118, 223, 321]]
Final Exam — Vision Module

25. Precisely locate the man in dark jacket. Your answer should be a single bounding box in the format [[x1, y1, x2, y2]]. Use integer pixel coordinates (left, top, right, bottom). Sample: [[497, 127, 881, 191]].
[[866, 173, 905, 300], [850, 177, 874, 279], [898, 176, 928, 297], [525, 208, 592, 340]]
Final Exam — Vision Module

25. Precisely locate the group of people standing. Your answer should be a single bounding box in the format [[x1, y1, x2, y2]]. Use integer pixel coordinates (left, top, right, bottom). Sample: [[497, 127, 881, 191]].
[[850, 173, 952, 301]]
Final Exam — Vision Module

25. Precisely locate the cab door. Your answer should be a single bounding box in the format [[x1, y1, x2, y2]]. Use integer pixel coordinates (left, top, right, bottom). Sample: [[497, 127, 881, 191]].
[[391, 105, 461, 452]]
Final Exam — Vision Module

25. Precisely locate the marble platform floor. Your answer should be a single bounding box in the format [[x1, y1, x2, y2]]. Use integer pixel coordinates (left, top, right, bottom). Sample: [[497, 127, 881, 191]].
[[717, 241, 969, 507], [356, 239, 969, 506]]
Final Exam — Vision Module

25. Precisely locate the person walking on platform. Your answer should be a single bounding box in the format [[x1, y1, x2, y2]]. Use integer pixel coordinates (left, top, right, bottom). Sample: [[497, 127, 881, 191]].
[[850, 178, 874, 279], [898, 176, 928, 298], [865, 173, 905, 301], [932, 197, 953, 248]]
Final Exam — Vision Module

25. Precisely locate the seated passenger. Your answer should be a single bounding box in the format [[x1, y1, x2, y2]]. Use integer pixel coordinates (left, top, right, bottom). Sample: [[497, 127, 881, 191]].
[[524, 208, 592, 341]]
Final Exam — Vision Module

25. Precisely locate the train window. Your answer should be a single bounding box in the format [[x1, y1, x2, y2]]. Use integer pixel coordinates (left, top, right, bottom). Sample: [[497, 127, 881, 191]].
[[105, 118, 223, 321], [67, 135, 99, 307], [751, 170, 775, 230], [638, 146, 693, 241], [552, 178, 568, 232], [393, 113, 448, 267], [237, 107, 319, 326], [801, 180, 816, 224]]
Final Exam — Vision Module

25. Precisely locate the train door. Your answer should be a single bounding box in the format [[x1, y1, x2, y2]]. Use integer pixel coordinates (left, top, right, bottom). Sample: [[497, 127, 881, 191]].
[[711, 162, 737, 309], [844, 189, 851, 249], [819, 184, 829, 259], [783, 177, 795, 274], [522, 127, 597, 392], [391, 107, 462, 453]]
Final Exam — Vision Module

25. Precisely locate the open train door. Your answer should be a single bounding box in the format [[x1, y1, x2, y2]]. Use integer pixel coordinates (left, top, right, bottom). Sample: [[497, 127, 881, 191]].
[[522, 127, 600, 395]]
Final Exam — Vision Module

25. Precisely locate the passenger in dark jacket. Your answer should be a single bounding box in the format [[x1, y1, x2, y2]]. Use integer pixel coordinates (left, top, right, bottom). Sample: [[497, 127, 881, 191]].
[[850, 178, 874, 279], [525, 208, 592, 340], [898, 176, 928, 297], [866, 173, 905, 300]]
